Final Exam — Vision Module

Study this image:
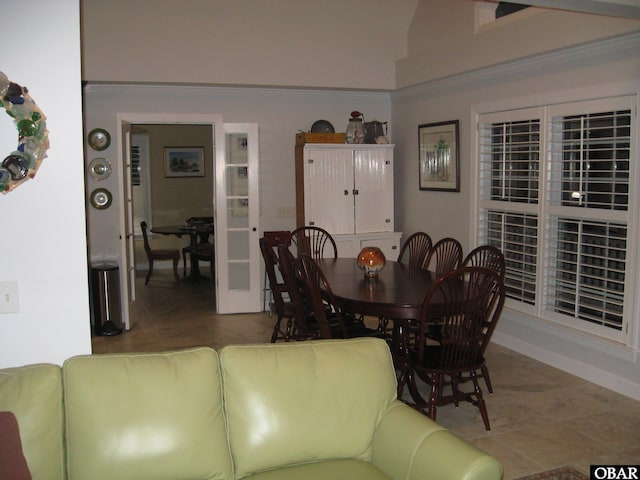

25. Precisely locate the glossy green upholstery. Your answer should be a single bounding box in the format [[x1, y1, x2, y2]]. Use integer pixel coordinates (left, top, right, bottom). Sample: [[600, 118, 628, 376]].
[[0, 364, 65, 480], [63, 348, 231, 480], [0, 338, 503, 480]]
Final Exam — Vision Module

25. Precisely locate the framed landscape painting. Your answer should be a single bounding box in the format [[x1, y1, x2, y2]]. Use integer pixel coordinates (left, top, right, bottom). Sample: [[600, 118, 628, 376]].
[[418, 120, 460, 191], [164, 147, 205, 177]]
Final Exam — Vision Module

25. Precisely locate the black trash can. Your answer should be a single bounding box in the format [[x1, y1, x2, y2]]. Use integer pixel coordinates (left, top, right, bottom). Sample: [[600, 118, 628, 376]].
[[90, 262, 123, 336]]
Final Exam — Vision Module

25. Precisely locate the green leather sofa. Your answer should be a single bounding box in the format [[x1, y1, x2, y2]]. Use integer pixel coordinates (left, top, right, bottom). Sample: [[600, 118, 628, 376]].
[[0, 337, 503, 480]]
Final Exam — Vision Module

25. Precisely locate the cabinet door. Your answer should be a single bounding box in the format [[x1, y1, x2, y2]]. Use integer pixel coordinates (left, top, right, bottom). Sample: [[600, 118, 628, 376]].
[[304, 148, 354, 234], [354, 148, 394, 233], [358, 234, 401, 260]]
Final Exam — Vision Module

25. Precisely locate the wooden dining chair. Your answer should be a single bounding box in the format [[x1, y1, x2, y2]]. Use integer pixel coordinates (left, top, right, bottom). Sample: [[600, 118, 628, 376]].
[[297, 254, 383, 340], [458, 245, 506, 392], [288, 226, 337, 260], [276, 245, 319, 341], [380, 231, 433, 336], [462, 245, 506, 279], [397, 232, 432, 268], [422, 237, 463, 278], [260, 237, 293, 342], [140, 221, 180, 285], [405, 267, 505, 430], [262, 231, 291, 312]]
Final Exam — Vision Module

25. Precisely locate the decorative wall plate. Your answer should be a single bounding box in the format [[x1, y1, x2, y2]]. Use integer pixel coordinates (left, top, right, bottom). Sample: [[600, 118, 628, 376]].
[[88, 128, 111, 151], [88, 157, 112, 180], [90, 188, 112, 209]]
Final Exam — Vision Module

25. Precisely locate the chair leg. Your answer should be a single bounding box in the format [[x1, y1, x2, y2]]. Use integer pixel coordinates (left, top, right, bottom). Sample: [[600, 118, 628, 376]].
[[428, 373, 439, 422], [405, 367, 427, 409], [145, 259, 153, 285], [284, 318, 294, 342], [377, 316, 390, 334], [481, 365, 493, 393], [270, 315, 283, 343], [183, 251, 188, 277], [172, 258, 180, 281], [451, 373, 461, 407], [471, 370, 491, 430]]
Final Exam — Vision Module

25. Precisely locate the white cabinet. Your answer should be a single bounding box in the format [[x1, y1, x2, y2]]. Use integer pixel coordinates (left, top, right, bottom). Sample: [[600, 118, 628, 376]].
[[333, 231, 402, 260], [295, 143, 401, 258], [296, 143, 394, 234]]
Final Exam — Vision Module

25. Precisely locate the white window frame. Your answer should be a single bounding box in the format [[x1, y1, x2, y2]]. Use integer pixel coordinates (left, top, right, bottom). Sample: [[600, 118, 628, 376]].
[[131, 133, 152, 237], [474, 95, 636, 345]]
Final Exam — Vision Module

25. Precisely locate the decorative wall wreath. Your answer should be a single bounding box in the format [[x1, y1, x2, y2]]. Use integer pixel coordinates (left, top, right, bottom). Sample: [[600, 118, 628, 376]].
[[0, 71, 49, 194]]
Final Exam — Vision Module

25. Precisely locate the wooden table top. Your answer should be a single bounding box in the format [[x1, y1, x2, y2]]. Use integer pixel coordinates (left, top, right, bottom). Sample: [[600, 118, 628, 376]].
[[316, 258, 438, 320], [151, 224, 213, 236]]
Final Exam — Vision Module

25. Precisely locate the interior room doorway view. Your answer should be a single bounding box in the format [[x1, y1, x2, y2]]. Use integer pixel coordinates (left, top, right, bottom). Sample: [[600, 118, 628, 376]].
[[117, 115, 261, 329]]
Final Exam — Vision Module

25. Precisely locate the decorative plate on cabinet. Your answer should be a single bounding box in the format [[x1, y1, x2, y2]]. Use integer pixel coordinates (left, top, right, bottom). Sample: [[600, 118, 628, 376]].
[[88, 157, 112, 180], [90, 188, 112, 209], [88, 128, 111, 151]]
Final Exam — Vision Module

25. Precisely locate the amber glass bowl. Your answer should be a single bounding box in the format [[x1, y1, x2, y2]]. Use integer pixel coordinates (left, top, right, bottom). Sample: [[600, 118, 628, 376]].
[[356, 247, 386, 278]]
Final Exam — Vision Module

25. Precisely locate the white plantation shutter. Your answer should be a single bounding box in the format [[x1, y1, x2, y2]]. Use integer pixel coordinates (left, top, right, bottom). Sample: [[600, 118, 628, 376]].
[[478, 108, 541, 310], [477, 96, 634, 341]]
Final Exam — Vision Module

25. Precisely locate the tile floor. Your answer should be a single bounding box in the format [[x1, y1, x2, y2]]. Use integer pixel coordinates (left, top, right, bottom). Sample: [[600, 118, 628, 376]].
[[92, 270, 640, 480]]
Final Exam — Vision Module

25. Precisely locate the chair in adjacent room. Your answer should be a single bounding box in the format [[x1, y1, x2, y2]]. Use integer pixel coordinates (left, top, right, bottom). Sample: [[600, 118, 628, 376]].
[[404, 266, 505, 430], [260, 237, 294, 342], [397, 232, 433, 268], [297, 253, 384, 340], [182, 216, 214, 276], [422, 237, 463, 278], [140, 221, 180, 285], [288, 226, 338, 260]]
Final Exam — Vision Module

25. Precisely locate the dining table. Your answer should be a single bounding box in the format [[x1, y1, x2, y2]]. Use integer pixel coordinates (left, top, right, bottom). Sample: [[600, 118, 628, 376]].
[[316, 257, 441, 398], [151, 224, 214, 282]]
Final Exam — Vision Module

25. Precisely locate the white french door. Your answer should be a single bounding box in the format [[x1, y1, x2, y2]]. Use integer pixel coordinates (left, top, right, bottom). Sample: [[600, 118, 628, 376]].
[[214, 123, 261, 313], [120, 120, 135, 330]]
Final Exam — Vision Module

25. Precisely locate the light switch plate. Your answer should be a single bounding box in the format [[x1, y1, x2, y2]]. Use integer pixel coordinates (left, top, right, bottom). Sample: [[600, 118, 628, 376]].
[[0, 281, 20, 314]]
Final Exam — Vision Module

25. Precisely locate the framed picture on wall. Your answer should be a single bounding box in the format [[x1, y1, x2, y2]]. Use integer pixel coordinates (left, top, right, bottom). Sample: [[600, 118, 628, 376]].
[[418, 120, 460, 191], [164, 147, 205, 177]]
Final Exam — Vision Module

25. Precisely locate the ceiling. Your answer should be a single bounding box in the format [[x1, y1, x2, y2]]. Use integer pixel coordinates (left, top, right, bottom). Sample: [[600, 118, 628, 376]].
[[497, 0, 640, 19]]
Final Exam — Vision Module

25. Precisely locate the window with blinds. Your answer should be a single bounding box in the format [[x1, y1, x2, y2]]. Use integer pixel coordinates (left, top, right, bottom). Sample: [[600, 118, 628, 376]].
[[131, 144, 141, 186], [477, 97, 634, 342]]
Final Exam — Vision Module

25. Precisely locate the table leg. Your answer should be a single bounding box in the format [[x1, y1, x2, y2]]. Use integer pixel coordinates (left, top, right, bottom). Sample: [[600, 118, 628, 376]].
[[189, 233, 200, 280], [392, 321, 410, 398]]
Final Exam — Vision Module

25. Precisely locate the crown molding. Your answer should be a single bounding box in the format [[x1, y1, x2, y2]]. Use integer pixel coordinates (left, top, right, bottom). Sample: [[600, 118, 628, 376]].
[[393, 31, 640, 101]]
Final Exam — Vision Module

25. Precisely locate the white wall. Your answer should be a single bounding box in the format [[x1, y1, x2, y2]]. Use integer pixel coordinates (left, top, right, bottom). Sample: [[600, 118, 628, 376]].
[[0, 0, 91, 367], [80, 0, 418, 90], [397, 0, 640, 88], [392, 32, 640, 399], [83, 84, 391, 299]]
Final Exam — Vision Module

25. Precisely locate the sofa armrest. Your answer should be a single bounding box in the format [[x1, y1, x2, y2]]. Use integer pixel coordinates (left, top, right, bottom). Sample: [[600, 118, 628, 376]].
[[371, 400, 503, 480]]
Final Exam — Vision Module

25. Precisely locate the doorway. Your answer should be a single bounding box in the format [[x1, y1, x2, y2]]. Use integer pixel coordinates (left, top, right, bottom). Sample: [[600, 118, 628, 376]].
[[115, 114, 262, 329], [130, 123, 214, 271], [117, 113, 220, 329]]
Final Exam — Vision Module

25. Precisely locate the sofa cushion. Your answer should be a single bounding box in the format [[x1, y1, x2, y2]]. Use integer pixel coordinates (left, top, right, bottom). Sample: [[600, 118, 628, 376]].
[[244, 458, 392, 480], [63, 347, 232, 480], [0, 364, 65, 480], [0, 411, 32, 480], [220, 338, 397, 479]]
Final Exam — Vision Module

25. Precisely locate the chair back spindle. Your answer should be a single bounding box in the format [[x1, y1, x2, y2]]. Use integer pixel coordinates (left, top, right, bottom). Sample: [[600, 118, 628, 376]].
[[289, 226, 337, 259], [397, 232, 432, 268]]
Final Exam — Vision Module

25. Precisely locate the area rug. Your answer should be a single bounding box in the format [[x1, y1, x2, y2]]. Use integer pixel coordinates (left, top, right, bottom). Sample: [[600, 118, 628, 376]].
[[514, 466, 588, 480]]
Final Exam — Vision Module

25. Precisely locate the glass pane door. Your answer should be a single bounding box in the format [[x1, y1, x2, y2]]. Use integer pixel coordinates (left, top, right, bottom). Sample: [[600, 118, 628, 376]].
[[215, 124, 260, 313]]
